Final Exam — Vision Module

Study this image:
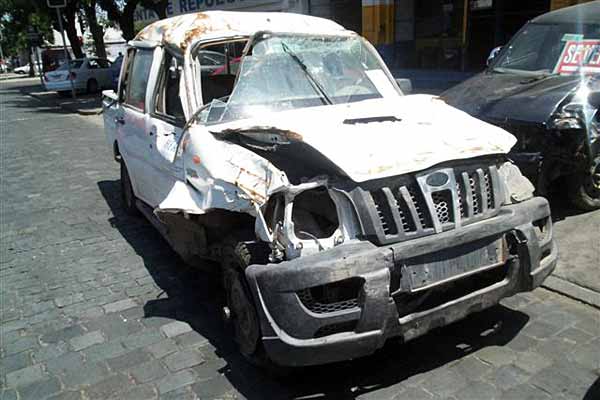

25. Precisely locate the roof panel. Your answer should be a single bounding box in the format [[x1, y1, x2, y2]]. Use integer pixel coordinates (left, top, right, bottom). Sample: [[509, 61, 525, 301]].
[[134, 11, 348, 50], [533, 1, 600, 24]]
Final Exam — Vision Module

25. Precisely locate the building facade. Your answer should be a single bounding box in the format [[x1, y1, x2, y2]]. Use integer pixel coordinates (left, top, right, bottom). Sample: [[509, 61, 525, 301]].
[[133, 0, 595, 71]]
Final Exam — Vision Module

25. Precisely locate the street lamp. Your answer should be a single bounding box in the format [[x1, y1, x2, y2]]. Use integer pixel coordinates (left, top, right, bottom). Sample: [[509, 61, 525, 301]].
[[47, 0, 76, 98]]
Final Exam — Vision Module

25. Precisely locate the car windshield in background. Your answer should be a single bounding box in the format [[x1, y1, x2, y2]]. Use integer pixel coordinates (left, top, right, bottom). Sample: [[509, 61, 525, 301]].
[[201, 34, 400, 125], [57, 60, 84, 70], [492, 22, 600, 75]]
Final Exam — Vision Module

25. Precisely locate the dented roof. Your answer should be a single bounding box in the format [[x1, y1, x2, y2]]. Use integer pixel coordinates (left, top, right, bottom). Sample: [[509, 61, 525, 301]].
[[134, 11, 348, 50]]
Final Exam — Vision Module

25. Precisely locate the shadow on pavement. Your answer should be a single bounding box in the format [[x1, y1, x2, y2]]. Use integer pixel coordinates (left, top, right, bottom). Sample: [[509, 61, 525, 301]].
[[97, 179, 530, 399], [5, 80, 103, 116], [544, 181, 595, 222]]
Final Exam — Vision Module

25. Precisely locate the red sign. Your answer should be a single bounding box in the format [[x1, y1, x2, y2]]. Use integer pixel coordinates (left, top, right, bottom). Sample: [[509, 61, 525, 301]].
[[555, 39, 600, 74]]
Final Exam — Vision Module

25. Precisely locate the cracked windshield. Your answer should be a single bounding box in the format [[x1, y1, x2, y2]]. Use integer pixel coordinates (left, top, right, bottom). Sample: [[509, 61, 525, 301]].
[[200, 35, 400, 125]]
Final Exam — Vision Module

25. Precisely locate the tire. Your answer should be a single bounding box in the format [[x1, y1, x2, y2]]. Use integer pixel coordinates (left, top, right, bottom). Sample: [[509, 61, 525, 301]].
[[87, 79, 99, 94], [568, 158, 600, 211], [569, 175, 600, 211], [221, 237, 282, 370], [120, 161, 139, 216]]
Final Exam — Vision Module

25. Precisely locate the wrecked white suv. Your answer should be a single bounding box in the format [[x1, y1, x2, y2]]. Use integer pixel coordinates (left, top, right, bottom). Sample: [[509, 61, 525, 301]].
[[103, 11, 557, 367]]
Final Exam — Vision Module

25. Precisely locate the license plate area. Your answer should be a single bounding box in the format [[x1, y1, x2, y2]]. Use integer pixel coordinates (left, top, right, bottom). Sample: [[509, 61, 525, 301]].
[[397, 236, 506, 293]]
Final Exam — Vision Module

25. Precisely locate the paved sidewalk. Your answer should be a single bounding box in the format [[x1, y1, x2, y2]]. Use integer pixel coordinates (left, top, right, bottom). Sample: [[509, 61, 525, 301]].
[[2, 79, 599, 400], [541, 200, 600, 309]]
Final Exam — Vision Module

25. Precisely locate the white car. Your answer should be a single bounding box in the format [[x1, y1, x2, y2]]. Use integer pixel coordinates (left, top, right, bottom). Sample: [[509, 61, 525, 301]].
[[103, 11, 557, 368], [44, 58, 113, 95], [13, 62, 41, 74]]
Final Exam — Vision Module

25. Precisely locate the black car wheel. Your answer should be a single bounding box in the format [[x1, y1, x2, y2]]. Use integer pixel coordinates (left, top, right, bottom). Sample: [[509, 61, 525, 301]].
[[221, 236, 282, 371], [569, 156, 600, 211], [120, 161, 139, 216]]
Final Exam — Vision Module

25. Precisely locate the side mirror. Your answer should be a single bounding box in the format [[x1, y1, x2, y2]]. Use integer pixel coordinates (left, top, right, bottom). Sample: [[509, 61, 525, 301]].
[[396, 78, 413, 95], [487, 46, 503, 67], [588, 91, 600, 109]]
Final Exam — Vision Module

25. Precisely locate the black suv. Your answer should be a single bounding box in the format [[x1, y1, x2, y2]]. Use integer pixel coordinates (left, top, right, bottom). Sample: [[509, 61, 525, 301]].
[[443, 2, 600, 210]]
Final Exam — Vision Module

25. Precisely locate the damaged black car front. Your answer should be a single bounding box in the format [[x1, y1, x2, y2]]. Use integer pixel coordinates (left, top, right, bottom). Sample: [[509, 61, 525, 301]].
[[442, 3, 600, 210]]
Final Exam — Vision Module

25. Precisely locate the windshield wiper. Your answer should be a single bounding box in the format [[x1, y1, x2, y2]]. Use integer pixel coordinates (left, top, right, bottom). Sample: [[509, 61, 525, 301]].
[[520, 72, 557, 84], [281, 42, 333, 105]]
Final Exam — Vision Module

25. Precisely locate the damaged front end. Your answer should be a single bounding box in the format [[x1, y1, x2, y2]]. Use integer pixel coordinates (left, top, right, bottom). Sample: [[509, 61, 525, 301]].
[[153, 30, 557, 367]]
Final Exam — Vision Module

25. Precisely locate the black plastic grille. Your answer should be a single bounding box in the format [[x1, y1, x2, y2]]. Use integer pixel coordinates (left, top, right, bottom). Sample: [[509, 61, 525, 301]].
[[297, 289, 359, 314], [362, 164, 501, 245]]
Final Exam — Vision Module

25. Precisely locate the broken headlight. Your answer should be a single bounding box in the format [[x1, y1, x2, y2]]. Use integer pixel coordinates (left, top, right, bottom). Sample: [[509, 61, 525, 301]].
[[548, 103, 586, 130], [498, 162, 535, 204]]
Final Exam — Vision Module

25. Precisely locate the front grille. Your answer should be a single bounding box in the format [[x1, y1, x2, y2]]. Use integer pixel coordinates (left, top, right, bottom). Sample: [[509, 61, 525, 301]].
[[355, 164, 502, 245]]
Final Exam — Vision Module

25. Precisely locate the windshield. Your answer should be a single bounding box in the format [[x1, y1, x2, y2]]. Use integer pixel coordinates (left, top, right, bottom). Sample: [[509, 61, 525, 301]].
[[492, 22, 600, 75], [56, 60, 84, 71], [200, 34, 400, 125]]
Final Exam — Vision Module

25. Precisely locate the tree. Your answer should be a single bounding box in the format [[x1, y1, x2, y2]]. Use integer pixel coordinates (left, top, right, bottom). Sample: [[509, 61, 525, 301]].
[[97, 0, 141, 41], [141, 0, 169, 20], [0, 0, 53, 74], [81, 0, 106, 59], [97, 0, 169, 41], [61, 0, 84, 58]]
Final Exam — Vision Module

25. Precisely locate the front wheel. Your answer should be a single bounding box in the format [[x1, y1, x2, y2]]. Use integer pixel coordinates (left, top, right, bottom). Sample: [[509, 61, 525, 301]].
[[221, 238, 280, 370], [568, 157, 600, 211]]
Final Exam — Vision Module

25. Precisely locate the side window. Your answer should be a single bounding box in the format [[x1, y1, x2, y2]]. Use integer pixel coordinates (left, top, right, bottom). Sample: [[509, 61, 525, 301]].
[[155, 52, 184, 123], [119, 49, 136, 102], [88, 59, 99, 69], [125, 49, 154, 111], [98, 59, 110, 69], [197, 40, 247, 104]]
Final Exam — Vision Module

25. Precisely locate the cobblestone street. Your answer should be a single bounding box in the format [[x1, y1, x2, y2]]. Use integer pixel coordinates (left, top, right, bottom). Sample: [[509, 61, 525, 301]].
[[1, 79, 599, 399]]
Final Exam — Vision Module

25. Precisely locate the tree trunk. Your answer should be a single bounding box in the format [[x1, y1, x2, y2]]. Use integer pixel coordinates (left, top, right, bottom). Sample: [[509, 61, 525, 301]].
[[97, 0, 141, 41], [28, 47, 35, 77], [142, 0, 169, 19], [83, 1, 107, 59], [63, 6, 84, 58]]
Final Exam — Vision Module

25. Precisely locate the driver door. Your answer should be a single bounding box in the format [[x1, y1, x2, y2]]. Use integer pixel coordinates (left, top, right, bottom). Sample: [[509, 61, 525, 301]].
[[147, 50, 186, 204]]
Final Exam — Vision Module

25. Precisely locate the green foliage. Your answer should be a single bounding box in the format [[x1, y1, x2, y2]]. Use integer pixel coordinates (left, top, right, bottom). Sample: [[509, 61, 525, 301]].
[[0, 0, 55, 56]]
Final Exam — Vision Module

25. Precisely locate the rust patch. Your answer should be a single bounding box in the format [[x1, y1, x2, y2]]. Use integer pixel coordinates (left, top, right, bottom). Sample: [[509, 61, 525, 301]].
[[235, 182, 267, 203], [227, 160, 268, 184], [181, 13, 212, 50]]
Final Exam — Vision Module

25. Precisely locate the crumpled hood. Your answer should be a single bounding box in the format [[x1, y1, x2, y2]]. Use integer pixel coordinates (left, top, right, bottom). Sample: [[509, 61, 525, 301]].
[[210, 95, 516, 183], [442, 72, 581, 124]]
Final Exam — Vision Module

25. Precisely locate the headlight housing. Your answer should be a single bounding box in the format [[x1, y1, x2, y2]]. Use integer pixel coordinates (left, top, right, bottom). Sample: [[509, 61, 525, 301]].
[[548, 103, 586, 130], [498, 162, 535, 204]]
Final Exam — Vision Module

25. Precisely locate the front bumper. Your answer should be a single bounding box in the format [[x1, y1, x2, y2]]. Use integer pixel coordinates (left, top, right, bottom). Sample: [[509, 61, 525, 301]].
[[246, 197, 557, 366]]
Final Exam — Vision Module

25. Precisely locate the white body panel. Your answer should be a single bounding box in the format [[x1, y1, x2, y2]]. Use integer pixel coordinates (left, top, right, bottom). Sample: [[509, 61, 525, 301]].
[[103, 11, 518, 239]]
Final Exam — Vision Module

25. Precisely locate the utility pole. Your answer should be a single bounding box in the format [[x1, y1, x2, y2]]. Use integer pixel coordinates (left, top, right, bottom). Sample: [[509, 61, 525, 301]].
[[0, 29, 4, 63], [48, 0, 76, 98]]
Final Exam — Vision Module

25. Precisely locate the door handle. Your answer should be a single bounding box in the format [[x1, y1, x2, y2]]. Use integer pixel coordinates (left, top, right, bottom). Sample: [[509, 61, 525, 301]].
[[114, 116, 125, 125], [163, 131, 176, 136], [149, 131, 154, 136]]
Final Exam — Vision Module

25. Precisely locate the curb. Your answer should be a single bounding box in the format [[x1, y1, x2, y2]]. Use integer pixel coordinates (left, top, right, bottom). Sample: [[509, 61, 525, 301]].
[[27, 91, 102, 116], [0, 75, 39, 82], [542, 276, 600, 309]]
